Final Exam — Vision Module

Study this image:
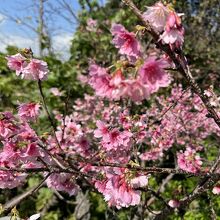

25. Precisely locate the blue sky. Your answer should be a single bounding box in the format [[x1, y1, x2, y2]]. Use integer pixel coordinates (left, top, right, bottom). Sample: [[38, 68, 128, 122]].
[[0, 0, 95, 59]]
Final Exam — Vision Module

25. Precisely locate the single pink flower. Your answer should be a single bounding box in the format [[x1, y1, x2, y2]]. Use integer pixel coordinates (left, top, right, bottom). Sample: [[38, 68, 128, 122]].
[[22, 58, 49, 80], [124, 79, 150, 102], [6, 53, 27, 76], [86, 18, 98, 32], [212, 185, 220, 195], [168, 199, 180, 208], [143, 2, 169, 32], [102, 128, 132, 151], [50, 87, 63, 96], [160, 29, 184, 45], [18, 103, 41, 121], [94, 120, 109, 138], [166, 12, 182, 32], [138, 57, 170, 93], [111, 23, 141, 60], [88, 63, 113, 98]]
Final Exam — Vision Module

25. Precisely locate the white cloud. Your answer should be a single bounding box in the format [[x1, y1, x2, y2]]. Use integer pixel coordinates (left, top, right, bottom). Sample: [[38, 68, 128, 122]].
[[0, 33, 38, 54], [0, 32, 72, 60], [52, 32, 72, 60]]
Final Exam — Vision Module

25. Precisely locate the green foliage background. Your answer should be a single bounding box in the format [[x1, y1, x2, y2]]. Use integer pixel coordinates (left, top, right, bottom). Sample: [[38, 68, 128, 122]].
[[0, 0, 220, 219]]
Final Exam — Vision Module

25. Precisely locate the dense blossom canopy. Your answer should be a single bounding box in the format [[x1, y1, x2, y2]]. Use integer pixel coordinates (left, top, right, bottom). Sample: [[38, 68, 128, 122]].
[[2, 1, 220, 217]]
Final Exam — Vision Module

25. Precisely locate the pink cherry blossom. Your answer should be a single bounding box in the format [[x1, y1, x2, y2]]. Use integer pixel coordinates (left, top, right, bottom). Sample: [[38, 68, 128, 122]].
[[138, 57, 170, 93], [95, 168, 149, 209], [212, 185, 220, 195], [160, 11, 184, 48], [160, 29, 184, 46], [177, 147, 203, 173], [6, 53, 27, 76], [130, 175, 149, 188], [18, 103, 41, 121], [46, 173, 79, 196], [0, 123, 40, 164], [143, 2, 169, 32], [168, 199, 180, 208], [86, 18, 98, 32], [94, 120, 109, 138], [165, 12, 182, 32], [0, 170, 27, 189], [111, 23, 141, 60], [88, 63, 113, 99], [140, 148, 163, 161], [22, 58, 49, 80], [50, 87, 63, 96], [101, 128, 132, 151], [0, 112, 18, 139], [124, 79, 150, 102]]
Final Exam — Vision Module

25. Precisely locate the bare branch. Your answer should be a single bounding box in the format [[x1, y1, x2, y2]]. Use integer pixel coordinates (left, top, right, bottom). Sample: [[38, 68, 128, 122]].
[[3, 173, 51, 213]]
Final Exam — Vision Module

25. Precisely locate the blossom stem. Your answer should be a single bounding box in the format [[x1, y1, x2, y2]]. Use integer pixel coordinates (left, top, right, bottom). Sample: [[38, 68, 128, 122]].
[[37, 80, 62, 151]]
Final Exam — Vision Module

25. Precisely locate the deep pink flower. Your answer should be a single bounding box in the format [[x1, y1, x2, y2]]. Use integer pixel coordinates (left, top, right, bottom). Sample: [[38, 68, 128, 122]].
[[102, 128, 132, 151], [177, 147, 203, 173], [18, 103, 41, 121], [111, 23, 141, 60], [22, 59, 49, 80], [166, 12, 182, 32], [6, 53, 27, 76], [143, 2, 169, 32], [138, 57, 170, 93], [0, 123, 39, 164]]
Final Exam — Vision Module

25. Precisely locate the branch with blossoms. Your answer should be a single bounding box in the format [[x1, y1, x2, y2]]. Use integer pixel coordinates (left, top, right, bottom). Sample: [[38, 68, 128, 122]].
[[121, 0, 220, 218], [1, 1, 220, 219]]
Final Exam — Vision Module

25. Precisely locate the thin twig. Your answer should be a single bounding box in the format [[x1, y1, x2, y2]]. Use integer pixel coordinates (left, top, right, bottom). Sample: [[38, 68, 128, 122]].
[[38, 80, 62, 151]]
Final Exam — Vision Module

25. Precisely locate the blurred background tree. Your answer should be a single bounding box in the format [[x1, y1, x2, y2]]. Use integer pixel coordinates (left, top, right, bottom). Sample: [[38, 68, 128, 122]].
[[0, 0, 220, 219]]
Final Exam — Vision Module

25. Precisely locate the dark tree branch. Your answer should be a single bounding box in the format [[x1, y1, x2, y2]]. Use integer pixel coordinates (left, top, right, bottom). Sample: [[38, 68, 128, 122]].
[[3, 173, 51, 213]]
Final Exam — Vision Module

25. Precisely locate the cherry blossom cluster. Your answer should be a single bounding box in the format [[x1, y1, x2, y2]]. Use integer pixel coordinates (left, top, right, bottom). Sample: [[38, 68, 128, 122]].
[[86, 52, 170, 102], [143, 2, 184, 49], [0, 111, 41, 188], [6, 52, 49, 81]]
